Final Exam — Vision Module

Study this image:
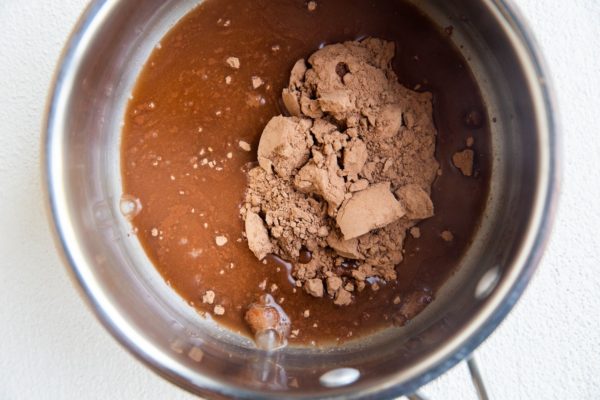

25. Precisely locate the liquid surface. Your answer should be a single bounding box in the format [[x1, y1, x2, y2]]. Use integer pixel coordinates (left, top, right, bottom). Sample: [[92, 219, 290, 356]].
[[121, 0, 491, 345]]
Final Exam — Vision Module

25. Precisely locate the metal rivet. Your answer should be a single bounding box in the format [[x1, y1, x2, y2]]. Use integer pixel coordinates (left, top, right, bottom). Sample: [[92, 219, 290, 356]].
[[319, 368, 360, 387], [475, 266, 500, 299]]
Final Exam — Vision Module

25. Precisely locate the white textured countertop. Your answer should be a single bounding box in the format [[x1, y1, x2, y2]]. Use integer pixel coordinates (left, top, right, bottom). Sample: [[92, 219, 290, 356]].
[[1, 1, 599, 398]]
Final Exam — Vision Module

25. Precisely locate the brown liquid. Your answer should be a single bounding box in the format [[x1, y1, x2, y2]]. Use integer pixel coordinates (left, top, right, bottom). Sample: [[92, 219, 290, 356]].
[[121, 0, 491, 346]]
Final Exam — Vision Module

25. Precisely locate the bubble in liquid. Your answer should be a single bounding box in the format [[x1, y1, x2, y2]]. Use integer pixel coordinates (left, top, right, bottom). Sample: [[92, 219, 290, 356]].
[[119, 194, 142, 220]]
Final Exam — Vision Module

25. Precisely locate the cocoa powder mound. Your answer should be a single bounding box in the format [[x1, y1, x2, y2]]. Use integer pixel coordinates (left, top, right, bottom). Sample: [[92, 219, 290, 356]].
[[240, 38, 439, 306]]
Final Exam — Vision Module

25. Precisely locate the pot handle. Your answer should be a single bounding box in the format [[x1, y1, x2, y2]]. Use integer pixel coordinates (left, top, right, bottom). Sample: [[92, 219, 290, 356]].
[[408, 355, 489, 400]]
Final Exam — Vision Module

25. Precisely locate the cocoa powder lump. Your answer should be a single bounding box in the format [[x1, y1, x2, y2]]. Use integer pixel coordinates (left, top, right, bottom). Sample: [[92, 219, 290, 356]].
[[240, 38, 439, 306]]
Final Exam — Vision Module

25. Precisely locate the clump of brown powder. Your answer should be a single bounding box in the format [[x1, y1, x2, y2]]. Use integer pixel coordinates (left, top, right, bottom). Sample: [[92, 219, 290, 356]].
[[240, 38, 439, 306]]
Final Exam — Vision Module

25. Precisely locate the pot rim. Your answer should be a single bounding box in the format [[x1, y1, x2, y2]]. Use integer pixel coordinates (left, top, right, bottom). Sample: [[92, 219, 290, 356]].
[[41, 0, 560, 398]]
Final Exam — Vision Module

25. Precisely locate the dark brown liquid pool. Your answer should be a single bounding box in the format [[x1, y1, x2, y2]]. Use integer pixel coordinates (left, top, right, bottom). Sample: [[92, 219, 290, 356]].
[[121, 0, 491, 346]]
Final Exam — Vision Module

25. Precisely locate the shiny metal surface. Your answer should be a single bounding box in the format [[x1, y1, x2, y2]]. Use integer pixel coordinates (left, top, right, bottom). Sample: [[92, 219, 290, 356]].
[[467, 356, 490, 400], [42, 0, 559, 398]]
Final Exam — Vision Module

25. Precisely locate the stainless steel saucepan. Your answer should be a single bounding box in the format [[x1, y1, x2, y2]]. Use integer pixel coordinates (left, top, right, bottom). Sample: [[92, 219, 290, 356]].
[[43, 0, 559, 398]]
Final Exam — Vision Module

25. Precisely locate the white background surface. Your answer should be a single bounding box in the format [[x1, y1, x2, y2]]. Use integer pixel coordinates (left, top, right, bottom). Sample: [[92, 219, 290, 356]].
[[1, 0, 598, 399]]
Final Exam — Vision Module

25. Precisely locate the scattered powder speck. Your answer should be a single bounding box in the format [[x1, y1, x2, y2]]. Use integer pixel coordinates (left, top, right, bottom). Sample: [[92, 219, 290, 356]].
[[202, 290, 215, 304], [410, 227, 421, 238], [226, 56, 240, 69], [441, 230, 454, 242], [215, 235, 228, 246], [252, 76, 264, 89], [213, 305, 225, 315], [239, 140, 251, 151], [187, 347, 204, 363], [452, 149, 474, 176]]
